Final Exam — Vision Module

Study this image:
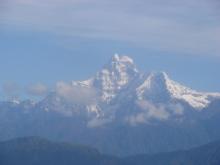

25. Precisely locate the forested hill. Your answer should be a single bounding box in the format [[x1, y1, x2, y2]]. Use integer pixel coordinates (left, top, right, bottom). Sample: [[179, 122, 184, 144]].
[[0, 137, 220, 165]]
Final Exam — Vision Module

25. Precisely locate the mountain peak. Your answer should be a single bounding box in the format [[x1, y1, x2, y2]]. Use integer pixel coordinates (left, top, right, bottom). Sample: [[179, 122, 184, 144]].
[[106, 54, 138, 74], [148, 71, 169, 83], [136, 71, 171, 102], [140, 71, 170, 89], [111, 54, 134, 64], [112, 54, 120, 61], [92, 54, 139, 102]]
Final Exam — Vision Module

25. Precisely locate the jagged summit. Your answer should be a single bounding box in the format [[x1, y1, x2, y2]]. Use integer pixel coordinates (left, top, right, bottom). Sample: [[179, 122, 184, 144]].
[[136, 71, 172, 103], [146, 71, 170, 88], [105, 54, 138, 73], [111, 54, 135, 64], [55, 54, 139, 104], [93, 54, 139, 102]]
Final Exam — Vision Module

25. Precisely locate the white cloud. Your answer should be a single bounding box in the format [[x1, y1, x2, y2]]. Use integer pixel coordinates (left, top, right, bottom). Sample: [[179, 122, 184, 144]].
[[126, 100, 170, 125], [137, 100, 170, 120], [126, 100, 185, 125], [27, 83, 48, 96], [87, 117, 112, 128], [126, 112, 149, 126], [1, 82, 20, 99], [168, 103, 184, 115], [55, 81, 97, 105]]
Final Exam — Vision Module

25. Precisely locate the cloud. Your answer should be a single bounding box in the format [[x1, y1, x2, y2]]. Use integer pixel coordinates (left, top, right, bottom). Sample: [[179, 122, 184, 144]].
[[27, 83, 48, 96], [87, 117, 112, 128], [137, 100, 170, 120], [126, 100, 170, 125], [55, 81, 97, 105], [168, 103, 184, 115], [2, 82, 20, 99], [126, 100, 184, 125], [1, 0, 220, 56]]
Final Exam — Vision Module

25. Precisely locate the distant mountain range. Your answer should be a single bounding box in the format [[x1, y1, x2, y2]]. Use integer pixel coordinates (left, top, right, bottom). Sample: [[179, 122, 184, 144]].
[[0, 137, 220, 165], [0, 54, 220, 155]]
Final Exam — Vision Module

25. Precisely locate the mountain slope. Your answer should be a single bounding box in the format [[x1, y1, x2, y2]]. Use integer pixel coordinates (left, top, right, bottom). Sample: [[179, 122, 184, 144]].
[[136, 71, 220, 109]]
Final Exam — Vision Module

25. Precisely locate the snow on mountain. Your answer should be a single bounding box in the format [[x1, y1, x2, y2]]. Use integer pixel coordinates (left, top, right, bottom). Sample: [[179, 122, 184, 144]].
[[35, 54, 220, 123], [136, 72, 171, 102], [71, 54, 139, 103], [93, 54, 139, 102], [136, 72, 220, 109]]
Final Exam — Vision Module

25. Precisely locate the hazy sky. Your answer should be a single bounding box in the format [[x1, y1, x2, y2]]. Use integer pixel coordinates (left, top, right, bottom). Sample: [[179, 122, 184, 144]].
[[0, 0, 220, 99]]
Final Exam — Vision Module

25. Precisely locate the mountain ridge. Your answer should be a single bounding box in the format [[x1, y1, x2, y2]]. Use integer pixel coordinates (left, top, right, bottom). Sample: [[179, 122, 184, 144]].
[[0, 136, 220, 165], [0, 54, 220, 156], [38, 54, 220, 123]]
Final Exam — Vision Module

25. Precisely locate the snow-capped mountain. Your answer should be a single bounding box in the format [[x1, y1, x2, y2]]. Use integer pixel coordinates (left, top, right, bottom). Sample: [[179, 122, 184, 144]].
[[4, 55, 220, 122], [38, 54, 220, 123], [1, 54, 220, 156]]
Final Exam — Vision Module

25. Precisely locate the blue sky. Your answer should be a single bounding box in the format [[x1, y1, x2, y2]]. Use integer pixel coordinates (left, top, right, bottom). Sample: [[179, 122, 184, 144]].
[[0, 0, 220, 100]]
